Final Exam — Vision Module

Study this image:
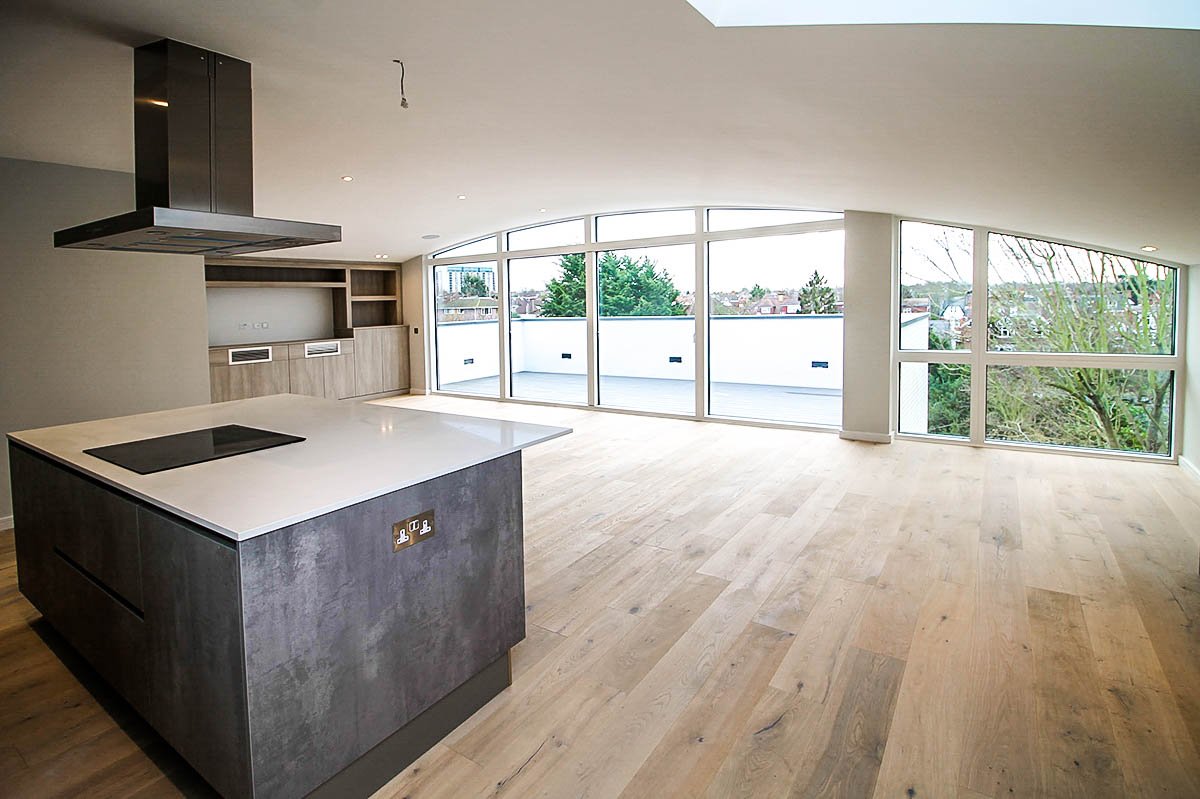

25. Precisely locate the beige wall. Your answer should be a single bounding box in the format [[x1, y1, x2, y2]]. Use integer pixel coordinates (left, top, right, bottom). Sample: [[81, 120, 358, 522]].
[[0, 157, 211, 520], [1183, 265, 1200, 479], [401, 255, 428, 393], [840, 211, 895, 442]]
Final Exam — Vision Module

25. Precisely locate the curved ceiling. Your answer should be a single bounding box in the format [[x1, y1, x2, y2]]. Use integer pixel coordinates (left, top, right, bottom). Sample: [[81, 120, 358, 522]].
[[1, 0, 1198, 263]]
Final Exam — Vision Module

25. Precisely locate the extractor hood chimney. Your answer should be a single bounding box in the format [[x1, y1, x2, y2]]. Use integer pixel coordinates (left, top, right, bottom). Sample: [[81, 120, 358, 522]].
[[54, 38, 341, 255]]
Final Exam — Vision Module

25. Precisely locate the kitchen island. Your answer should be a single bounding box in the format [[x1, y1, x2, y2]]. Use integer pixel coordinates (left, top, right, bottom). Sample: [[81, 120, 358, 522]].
[[6, 394, 569, 799]]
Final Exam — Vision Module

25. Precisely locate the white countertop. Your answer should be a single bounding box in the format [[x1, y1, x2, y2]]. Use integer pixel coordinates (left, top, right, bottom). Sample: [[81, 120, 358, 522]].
[[8, 394, 571, 541]]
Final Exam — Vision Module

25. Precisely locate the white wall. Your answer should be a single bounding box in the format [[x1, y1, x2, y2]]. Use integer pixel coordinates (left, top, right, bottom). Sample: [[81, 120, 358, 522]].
[[1183, 265, 1200, 479], [510, 318, 587, 375], [708, 316, 843, 390], [597, 318, 696, 382], [435, 321, 501, 386], [0, 157, 211, 520], [897, 314, 931, 433], [840, 211, 895, 441], [206, 287, 334, 346]]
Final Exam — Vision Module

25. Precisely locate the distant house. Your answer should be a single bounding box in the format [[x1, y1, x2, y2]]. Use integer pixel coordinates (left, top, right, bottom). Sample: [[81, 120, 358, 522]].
[[752, 293, 794, 314], [440, 297, 499, 321], [901, 296, 933, 314], [510, 293, 542, 316]]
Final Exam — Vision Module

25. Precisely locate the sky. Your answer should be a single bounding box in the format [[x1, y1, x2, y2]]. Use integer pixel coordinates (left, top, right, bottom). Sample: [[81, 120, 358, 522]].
[[685, 0, 1200, 29], [503, 231, 847, 295], [899, 219, 1175, 288]]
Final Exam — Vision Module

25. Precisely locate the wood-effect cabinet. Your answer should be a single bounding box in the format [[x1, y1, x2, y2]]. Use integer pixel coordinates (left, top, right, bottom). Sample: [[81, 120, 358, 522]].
[[286, 341, 356, 400], [209, 346, 290, 403], [354, 326, 409, 395], [205, 257, 408, 404], [210, 332, 406, 403]]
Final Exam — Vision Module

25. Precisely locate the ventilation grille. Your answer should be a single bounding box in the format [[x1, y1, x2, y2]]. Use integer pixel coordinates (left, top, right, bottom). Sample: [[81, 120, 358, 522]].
[[229, 346, 272, 364], [304, 341, 341, 358]]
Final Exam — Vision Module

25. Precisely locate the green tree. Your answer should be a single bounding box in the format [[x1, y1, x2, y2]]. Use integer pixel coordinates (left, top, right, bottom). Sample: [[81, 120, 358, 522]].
[[459, 273, 489, 297], [986, 235, 1174, 453], [540, 252, 687, 317], [796, 271, 838, 314], [749, 284, 767, 301], [925, 330, 970, 436]]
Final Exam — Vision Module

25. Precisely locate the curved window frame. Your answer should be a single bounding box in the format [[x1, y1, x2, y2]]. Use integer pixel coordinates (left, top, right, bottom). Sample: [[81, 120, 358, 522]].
[[893, 216, 1188, 461], [425, 206, 846, 430]]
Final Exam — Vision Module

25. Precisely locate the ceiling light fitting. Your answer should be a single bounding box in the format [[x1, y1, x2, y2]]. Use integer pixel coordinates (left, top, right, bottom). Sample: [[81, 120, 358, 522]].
[[1140, 245, 1158, 252], [457, 194, 467, 200], [374, 253, 388, 259], [341, 175, 354, 182], [421, 234, 441, 240]]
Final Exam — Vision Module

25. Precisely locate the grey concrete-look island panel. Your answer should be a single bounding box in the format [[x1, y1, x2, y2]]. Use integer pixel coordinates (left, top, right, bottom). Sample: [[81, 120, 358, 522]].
[[7, 395, 570, 798]]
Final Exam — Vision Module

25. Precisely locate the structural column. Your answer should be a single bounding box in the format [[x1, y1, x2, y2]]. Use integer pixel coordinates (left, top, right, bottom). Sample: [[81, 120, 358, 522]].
[[840, 210, 894, 443]]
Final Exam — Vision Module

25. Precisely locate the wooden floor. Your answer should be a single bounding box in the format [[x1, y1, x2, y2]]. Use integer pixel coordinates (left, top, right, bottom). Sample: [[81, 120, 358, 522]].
[[3, 395, 1200, 798]]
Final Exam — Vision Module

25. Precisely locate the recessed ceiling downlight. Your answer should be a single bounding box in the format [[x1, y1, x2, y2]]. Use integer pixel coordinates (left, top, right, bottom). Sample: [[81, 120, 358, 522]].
[[421, 234, 441, 240], [457, 194, 467, 200], [374, 253, 389, 259], [1140, 245, 1159, 252], [341, 175, 354, 182]]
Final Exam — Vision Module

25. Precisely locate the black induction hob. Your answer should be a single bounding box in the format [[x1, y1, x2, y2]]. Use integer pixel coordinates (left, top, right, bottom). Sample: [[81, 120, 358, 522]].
[[83, 425, 305, 475]]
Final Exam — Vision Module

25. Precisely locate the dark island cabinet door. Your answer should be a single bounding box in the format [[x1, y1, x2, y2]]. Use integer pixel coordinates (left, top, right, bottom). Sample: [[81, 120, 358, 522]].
[[8, 446, 149, 713], [139, 507, 253, 799]]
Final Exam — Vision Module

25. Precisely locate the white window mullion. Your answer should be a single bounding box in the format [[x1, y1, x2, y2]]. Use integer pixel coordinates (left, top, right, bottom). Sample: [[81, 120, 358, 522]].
[[694, 207, 707, 419], [496, 233, 510, 400], [970, 227, 989, 446], [1171, 265, 1189, 458], [585, 216, 598, 407]]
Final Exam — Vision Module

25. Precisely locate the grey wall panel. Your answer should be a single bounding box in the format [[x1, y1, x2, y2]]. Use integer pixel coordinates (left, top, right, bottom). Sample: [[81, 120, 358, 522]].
[[139, 507, 253, 799], [0, 157, 211, 520], [240, 453, 525, 799]]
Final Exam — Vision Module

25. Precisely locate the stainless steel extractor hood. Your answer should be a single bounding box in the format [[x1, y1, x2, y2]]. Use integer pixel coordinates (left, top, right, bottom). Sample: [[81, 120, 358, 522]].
[[54, 38, 341, 255]]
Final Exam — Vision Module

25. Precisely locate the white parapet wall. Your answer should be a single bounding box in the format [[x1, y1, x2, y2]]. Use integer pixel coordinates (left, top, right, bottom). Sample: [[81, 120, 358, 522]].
[[435, 315, 845, 390], [897, 313, 932, 434]]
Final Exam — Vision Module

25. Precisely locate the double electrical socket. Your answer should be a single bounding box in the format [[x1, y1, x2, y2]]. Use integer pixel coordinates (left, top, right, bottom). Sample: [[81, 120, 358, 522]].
[[237, 321, 270, 330]]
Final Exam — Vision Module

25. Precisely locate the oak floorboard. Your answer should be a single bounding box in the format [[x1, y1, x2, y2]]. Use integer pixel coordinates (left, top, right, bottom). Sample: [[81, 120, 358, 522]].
[[3, 396, 1199, 797], [1027, 587, 1125, 798]]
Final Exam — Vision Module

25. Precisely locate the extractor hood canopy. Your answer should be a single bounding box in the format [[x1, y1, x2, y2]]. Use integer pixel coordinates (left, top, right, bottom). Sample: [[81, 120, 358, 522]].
[[54, 38, 341, 255]]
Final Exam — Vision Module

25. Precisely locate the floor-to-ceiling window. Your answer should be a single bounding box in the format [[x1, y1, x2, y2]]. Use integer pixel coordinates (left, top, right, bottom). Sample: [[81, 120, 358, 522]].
[[896, 220, 1184, 458], [896, 220, 973, 438], [508, 254, 587, 404], [708, 227, 845, 425], [428, 207, 846, 426], [597, 241, 696, 415], [432, 257, 500, 396]]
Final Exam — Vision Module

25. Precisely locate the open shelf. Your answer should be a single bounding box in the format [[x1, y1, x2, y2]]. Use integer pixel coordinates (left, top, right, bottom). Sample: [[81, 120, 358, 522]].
[[205, 263, 347, 285], [204, 257, 402, 330], [207, 280, 347, 289], [351, 300, 399, 328], [350, 269, 397, 298]]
